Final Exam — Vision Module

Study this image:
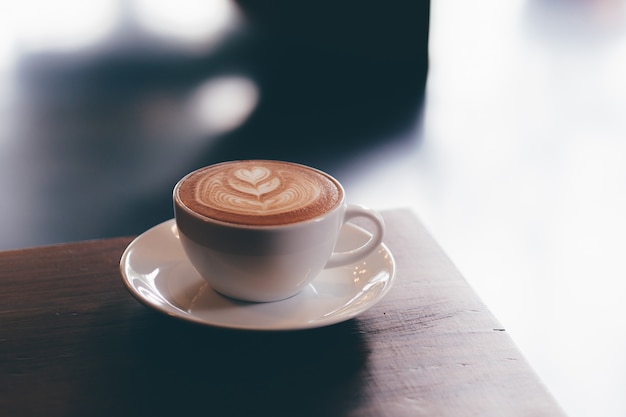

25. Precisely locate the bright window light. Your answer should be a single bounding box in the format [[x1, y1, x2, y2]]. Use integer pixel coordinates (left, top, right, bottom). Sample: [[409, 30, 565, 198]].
[[188, 76, 259, 135], [132, 0, 240, 50], [10, 0, 119, 52]]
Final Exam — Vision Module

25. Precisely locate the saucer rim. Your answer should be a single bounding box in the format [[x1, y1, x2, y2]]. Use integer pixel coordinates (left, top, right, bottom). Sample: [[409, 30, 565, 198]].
[[120, 219, 396, 331]]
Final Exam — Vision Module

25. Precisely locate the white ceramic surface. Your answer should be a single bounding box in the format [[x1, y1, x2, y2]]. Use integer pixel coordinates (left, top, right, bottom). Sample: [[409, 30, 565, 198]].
[[173, 162, 385, 302], [120, 219, 396, 330]]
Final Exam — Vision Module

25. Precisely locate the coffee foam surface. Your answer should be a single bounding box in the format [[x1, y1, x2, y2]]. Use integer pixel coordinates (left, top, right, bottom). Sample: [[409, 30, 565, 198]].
[[177, 161, 342, 226]]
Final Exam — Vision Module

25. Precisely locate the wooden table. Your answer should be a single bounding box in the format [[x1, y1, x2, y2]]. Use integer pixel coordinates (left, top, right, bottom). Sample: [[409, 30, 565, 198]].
[[0, 209, 565, 417]]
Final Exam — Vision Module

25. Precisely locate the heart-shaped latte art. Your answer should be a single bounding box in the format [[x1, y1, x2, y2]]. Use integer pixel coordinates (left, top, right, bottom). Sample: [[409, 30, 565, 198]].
[[230, 167, 280, 197], [235, 167, 270, 185], [184, 161, 341, 225], [195, 166, 321, 215]]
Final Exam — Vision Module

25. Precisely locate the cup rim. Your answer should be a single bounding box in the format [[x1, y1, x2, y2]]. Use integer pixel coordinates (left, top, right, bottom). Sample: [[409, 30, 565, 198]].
[[173, 160, 346, 230]]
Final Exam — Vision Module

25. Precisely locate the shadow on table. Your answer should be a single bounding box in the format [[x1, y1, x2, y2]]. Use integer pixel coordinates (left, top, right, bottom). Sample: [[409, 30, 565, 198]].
[[88, 315, 370, 417]]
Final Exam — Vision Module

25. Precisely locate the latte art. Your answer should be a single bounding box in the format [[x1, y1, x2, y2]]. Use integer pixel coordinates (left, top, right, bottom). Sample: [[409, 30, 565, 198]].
[[177, 161, 343, 226], [201, 166, 322, 215]]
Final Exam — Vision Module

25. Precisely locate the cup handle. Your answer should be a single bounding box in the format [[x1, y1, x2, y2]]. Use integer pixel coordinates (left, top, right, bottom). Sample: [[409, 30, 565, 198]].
[[325, 205, 385, 269]]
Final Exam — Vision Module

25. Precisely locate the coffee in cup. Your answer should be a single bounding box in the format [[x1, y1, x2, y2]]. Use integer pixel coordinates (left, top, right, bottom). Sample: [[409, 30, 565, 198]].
[[174, 160, 384, 302]]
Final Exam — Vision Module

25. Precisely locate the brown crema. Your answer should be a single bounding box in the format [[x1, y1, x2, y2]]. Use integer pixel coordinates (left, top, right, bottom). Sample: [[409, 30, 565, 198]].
[[175, 160, 343, 226]]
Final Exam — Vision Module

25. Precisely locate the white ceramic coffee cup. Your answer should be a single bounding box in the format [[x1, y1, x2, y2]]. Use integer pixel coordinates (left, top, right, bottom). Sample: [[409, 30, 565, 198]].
[[173, 163, 385, 302]]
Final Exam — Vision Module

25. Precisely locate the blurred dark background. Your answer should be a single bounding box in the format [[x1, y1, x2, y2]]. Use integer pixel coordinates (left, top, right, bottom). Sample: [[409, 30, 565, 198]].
[[0, 0, 429, 249]]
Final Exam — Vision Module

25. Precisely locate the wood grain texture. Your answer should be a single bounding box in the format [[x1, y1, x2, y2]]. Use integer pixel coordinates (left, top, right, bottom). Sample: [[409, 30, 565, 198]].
[[0, 209, 566, 417]]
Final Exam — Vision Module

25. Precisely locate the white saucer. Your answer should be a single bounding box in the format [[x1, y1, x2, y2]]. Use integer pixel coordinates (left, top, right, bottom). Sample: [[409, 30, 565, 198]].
[[120, 219, 396, 331]]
